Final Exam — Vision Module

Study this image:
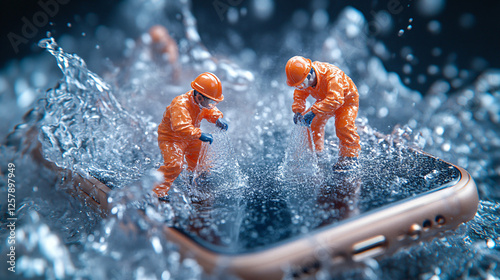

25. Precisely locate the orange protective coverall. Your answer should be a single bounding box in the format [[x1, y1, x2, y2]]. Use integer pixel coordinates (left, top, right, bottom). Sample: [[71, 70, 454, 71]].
[[292, 61, 360, 157], [154, 91, 223, 197]]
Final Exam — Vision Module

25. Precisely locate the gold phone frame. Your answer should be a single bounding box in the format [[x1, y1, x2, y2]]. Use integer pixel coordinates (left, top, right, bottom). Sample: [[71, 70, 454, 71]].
[[51, 150, 478, 280]]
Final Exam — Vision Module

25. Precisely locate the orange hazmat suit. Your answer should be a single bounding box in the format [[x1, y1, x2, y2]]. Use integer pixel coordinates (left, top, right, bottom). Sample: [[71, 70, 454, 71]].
[[154, 91, 223, 197], [290, 60, 360, 158], [149, 25, 179, 65]]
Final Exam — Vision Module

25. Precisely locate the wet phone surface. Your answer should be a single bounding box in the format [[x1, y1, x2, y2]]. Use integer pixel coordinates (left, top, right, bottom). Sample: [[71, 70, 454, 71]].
[[172, 146, 461, 255]]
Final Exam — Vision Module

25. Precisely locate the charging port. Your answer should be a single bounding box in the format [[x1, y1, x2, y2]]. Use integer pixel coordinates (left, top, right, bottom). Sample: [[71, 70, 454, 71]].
[[352, 235, 387, 261]]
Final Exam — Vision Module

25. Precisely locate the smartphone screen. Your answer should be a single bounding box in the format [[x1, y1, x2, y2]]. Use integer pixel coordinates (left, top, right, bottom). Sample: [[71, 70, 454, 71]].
[[172, 146, 461, 255]]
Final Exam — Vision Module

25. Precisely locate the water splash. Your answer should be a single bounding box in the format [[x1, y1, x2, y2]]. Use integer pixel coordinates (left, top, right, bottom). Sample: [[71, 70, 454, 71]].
[[37, 37, 159, 188], [74, 177, 202, 280], [193, 131, 247, 193], [8, 212, 76, 279], [278, 125, 320, 184], [179, 1, 255, 90]]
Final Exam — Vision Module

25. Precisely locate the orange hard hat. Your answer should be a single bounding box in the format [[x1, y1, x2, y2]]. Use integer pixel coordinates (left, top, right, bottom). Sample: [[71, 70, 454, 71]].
[[191, 72, 224, 102], [149, 25, 168, 43], [286, 56, 312, 87]]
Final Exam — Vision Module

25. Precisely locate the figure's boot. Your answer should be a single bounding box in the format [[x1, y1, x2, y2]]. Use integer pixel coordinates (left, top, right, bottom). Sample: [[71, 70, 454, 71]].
[[153, 183, 171, 202]]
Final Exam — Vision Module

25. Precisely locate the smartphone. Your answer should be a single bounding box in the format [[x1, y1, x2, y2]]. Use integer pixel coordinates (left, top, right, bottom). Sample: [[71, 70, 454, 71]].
[[70, 145, 478, 280]]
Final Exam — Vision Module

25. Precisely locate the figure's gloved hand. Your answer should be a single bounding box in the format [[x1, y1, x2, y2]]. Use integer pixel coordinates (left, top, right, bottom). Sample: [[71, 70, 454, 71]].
[[293, 112, 303, 124], [199, 133, 213, 144], [216, 118, 228, 131], [302, 111, 316, 126]]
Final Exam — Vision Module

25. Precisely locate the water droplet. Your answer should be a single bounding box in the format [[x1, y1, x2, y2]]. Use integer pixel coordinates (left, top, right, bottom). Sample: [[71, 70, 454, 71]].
[[252, 0, 275, 21], [407, 25, 412, 30], [431, 47, 442, 57], [151, 236, 163, 254], [403, 64, 412, 74], [487, 238, 495, 249], [424, 170, 440, 180], [427, 20, 441, 34], [441, 142, 451, 152], [417, 0, 446, 17], [435, 126, 444, 136], [227, 7, 239, 24], [443, 64, 459, 79], [312, 9, 329, 30], [67, 23, 72, 28], [427, 65, 439, 75], [459, 13, 476, 29], [377, 107, 389, 118], [81, 32, 86, 37], [398, 29, 405, 36], [95, 45, 100, 49]]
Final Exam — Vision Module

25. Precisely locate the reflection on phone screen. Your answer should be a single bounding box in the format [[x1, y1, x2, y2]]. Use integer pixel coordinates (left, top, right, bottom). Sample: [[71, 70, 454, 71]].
[[172, 147, 460, 255]]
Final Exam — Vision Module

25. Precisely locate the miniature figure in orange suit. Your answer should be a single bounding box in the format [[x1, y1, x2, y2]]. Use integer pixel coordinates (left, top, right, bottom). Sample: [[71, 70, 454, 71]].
[[149, 25, 180, 81], [149, 25, 179, 65], [154, 72, 228, 201], [286, 56, 360, 169]]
